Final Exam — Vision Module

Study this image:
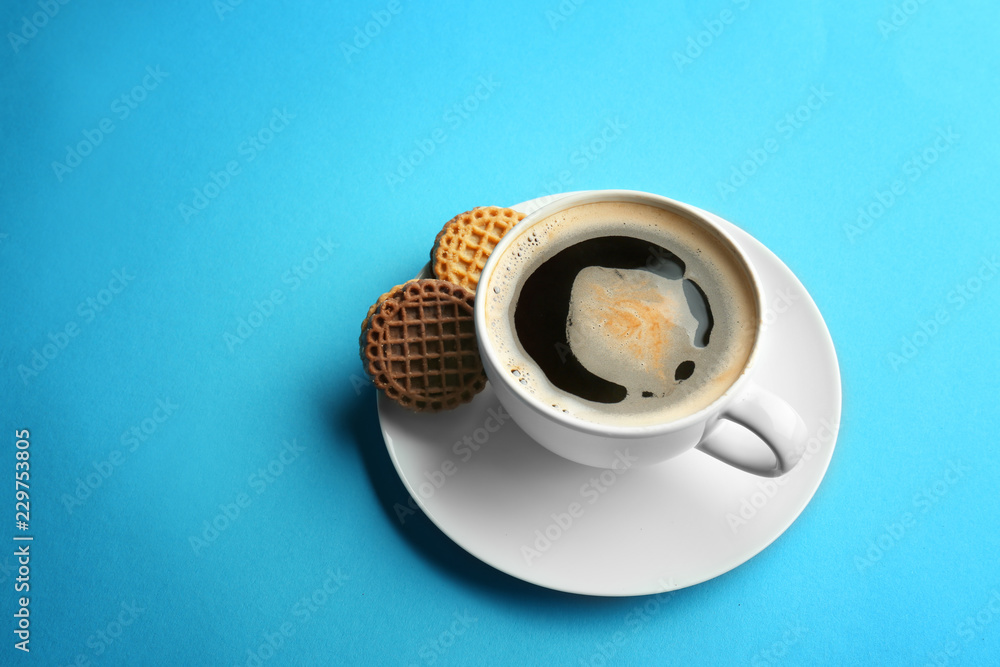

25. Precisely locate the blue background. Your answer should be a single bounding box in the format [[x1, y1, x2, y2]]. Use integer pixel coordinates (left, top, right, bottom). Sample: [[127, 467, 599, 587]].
[[2, 0, 999, 664]]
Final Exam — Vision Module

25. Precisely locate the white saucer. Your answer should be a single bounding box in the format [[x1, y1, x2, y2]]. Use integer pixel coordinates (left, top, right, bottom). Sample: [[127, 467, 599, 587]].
[[378, 192, 841, 596]]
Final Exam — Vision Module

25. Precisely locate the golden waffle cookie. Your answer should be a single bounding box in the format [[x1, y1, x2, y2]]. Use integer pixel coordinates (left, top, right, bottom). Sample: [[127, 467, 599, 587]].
[[360, 279, 487, 412], [431, 206, 525, 292]]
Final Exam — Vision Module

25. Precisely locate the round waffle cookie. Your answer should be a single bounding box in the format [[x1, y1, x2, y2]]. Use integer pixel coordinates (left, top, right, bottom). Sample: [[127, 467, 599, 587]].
[[358, 281, 412, 366], [360, 279, 487, 412], [431, 206, 525, 292]]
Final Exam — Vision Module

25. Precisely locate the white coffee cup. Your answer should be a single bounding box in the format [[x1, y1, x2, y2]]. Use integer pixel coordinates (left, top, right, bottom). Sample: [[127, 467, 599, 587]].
[[474, 190, 808, 476]]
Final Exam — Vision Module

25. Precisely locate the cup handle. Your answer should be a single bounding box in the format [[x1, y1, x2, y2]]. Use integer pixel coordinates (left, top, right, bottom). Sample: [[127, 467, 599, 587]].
[[695, 381, 808, 477]]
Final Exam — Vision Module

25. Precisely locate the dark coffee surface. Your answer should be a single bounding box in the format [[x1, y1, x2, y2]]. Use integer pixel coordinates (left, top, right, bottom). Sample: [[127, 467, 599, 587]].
[[513, 236, 713, 404]]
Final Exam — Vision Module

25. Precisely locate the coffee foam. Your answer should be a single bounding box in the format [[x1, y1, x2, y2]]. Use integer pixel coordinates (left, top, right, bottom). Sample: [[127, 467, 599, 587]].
[[485, 200, 758, 427], [567, 266, 700, 393]]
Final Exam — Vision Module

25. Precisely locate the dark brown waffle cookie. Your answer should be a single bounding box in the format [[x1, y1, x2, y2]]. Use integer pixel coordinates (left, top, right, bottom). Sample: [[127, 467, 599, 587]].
[[360, 279, 486, 412], [358, 281, 411, 365]]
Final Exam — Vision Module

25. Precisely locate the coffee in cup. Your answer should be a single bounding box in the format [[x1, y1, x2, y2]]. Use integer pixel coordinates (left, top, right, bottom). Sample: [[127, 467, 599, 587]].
[[484, 200, 758, 427]]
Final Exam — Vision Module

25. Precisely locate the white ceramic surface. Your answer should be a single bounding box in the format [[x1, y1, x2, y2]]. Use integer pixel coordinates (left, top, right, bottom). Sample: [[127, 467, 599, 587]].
[[378, 192, 841, 596]]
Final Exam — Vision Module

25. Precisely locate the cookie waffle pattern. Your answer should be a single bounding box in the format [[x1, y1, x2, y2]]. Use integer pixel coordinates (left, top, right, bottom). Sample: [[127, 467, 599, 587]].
[[431, 206, 525, 292], [359, 282, 412, 366], [361, 280, 486, 412]]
